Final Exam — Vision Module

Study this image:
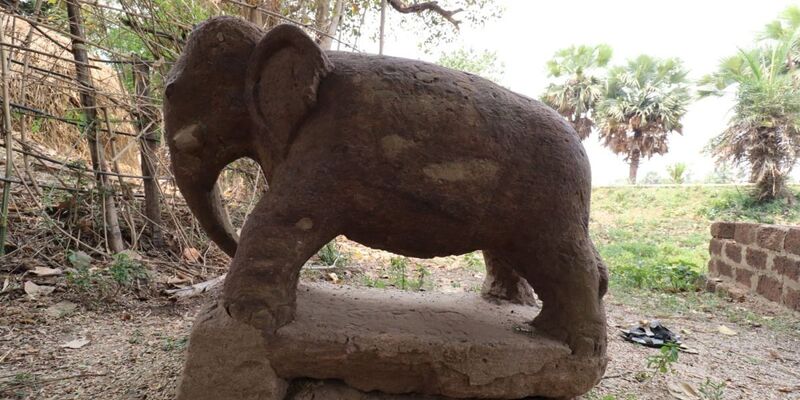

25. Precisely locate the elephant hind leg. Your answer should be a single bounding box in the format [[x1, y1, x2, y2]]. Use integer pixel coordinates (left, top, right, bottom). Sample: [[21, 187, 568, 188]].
[[512, 239, 607, 358], [480, 250, 537, 306]]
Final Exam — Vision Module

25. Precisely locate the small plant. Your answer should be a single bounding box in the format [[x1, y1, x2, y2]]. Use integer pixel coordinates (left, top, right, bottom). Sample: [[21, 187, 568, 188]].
[[360, 275, 387, 289], [128, 329, 144, 344], [646, 342, 680, 376], [409, 264, 430, 291], [66, 250, 98, 291], [667, 163, 689, 184], [463, 251, 485, 272], [387, 257, 430, 291], [109, 253, 148, 286], [318, 241, 347, 267], [698, 378, 726, 400], [161, 336, 188, 351], [389, 257, 409, 290]]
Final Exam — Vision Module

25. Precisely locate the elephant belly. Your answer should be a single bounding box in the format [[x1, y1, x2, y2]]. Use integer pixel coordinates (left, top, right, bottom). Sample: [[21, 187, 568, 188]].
[[345, 217, 481, 259]]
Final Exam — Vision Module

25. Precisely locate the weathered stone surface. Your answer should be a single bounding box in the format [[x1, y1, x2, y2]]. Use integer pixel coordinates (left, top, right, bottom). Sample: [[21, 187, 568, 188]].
[[785, 228, 800, 256], [179, 284, 607, 400], [735, 268, 754, 288], [716, 260, 733, 277], [710, 222, 735, 239], [784, 286, 800, 311], [734, 223, 758, 245], [756, 275, 782, 303], [273, 284, 604, 399], [745, 248, 768, 270], [756, 226, 787, 252], [709, 239, 724, 256], [724, 243, 743, 263], [286, 380, 563, 400], [773, 256, 799, 283], [177, 303, 288, 400]]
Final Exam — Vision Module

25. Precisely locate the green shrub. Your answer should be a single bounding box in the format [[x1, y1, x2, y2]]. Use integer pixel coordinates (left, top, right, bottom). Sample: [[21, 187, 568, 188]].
[[388, 257, 431, 291], [463, 251, 485, 272], [701, 188, 800, 223], [318, 241, 348, 267], [109, 253, 148, 286], [646, 342, 680, 376]]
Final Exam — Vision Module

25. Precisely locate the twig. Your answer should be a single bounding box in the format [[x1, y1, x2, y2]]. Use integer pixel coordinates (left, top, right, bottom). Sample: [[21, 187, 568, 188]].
[[0, 372, 108, 388], [386, 0, 463, 28], [165, 273, 226, 298]]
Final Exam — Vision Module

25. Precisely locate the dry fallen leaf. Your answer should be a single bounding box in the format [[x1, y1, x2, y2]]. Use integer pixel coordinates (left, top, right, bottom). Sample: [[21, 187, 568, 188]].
[[182, 247, 202, 263], [60, 338, 90, 349], [667, 381, 700, 399], [24, 281, 55, 299], [45, 301, 78, 318], [718, 325, 738, 336], [31, 266, 63, 277], [167, 276, 190, 286], [328, 272, 340, 284]]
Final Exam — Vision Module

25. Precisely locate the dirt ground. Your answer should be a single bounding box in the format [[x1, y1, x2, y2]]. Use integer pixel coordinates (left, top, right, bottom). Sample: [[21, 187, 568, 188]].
[[1, 240, 799, 400]]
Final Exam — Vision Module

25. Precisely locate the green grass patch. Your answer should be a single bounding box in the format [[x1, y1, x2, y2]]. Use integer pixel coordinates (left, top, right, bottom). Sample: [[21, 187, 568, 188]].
[[590, 186, 798, 293]]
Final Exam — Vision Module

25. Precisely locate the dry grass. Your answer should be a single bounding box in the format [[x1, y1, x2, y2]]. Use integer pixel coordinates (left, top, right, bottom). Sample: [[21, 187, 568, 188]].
[[3, 12, 140, 173]]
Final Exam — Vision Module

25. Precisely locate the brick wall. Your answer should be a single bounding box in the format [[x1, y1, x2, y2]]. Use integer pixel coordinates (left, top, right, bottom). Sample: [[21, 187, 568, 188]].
[[708, 222, 800, 311]]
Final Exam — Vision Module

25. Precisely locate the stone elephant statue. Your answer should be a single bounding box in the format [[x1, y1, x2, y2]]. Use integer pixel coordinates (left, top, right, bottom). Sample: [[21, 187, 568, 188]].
[[164, 16, 608, 357]]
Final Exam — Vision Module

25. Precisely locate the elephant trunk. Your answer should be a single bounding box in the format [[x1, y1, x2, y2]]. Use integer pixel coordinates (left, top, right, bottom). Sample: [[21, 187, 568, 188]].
[[173, 161, 239, 257]]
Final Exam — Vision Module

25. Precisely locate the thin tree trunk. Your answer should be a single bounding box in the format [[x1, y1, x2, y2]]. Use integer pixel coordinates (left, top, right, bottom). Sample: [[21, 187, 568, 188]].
[[379, 0, 387, 55], [263, 0, 282, 29], [66, 0, 124, 253], [133, 60, 164, 248], [0, 15, 14, 256], [319, 0, 343, 50], [628, 149, 640, 185], [245, 0, 263, 26], [314, 0, 330, 33], [16, 0, 44, 196]]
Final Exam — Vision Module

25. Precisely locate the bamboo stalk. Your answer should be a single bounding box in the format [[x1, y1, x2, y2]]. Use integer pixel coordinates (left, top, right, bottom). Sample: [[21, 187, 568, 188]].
[[66, 0, 124, 253], [0, 15, 14, 256], [132, 59, 163, 248]]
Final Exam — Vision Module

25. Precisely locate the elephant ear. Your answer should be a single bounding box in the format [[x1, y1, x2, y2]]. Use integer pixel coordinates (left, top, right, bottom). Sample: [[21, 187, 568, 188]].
[[245, 24, 333, 153]]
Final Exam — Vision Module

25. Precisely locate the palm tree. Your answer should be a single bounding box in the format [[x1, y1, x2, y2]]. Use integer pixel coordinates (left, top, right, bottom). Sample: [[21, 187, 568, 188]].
[[760, 6, 800, 73], [541, 44, 612, 139], [595, 55, 691, 184], [699, 42, 800, 201]]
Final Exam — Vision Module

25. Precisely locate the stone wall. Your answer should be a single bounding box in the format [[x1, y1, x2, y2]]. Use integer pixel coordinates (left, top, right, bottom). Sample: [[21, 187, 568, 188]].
[[708, 222, 800, 311]]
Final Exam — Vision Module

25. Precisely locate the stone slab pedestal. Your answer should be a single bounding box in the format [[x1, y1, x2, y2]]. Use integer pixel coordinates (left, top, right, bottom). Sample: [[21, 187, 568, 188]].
[[177, 283, 606, 400]]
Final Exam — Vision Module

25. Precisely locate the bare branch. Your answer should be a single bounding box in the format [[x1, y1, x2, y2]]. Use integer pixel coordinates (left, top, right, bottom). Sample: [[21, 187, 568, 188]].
[[386, 0, 464, 28]]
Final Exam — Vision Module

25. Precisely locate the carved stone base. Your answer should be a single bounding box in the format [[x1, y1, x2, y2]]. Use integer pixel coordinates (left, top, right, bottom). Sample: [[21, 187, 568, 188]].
[[177, 283, 606, 400]]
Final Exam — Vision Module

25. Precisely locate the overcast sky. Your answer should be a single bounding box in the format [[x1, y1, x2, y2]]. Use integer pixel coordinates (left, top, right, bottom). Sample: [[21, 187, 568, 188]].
[[370, 0, 799, 185]]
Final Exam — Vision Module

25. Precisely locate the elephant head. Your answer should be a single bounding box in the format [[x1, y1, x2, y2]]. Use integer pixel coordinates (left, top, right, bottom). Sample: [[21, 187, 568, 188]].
[[163, 17, 332, 257]]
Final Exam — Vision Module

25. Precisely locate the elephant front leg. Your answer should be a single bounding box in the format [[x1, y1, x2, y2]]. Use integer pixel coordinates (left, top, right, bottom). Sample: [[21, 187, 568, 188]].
[[223, 196, 337, 333]]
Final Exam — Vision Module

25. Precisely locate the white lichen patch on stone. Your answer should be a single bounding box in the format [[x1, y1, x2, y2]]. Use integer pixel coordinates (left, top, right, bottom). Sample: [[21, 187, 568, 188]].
[[380, 135, 416, 159], [173, 123, 201, 152], [422, 160, 499, 182], [295, 218, 314, 231]]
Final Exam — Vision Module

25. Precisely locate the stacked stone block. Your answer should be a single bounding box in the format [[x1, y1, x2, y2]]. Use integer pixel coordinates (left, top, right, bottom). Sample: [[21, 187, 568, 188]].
[[708, 222, 800, 311]]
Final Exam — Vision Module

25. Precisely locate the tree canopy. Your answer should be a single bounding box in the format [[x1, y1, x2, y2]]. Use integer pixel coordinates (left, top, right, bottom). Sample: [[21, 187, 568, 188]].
[[595, 55, 691, 184], [541, 44, 612, 139], [700, 5, 800, 201]]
